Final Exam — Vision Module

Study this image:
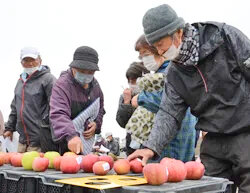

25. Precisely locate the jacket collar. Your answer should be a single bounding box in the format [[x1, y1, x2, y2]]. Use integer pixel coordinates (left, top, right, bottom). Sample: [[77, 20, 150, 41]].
[[193, 22, 225, 61]]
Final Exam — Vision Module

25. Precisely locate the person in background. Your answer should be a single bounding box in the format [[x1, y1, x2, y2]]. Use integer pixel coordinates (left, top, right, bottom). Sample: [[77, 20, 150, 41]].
[[128, 4, 250, 192], [50, 46, 105, 155], [3, 47, 57, 153], [116, 62, 149, 155], [131, 35, 197, 162], [92, 134, 107, 154], [105, 132, 120, 156], [0, 110, 4, 151]]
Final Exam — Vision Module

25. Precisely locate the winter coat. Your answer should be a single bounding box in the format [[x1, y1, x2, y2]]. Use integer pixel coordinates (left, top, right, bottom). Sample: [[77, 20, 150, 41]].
[[5, 66, 56, 149], [144, 22, 250, 156], [106, 138, 120, 156], [50, 69, 105, 153]]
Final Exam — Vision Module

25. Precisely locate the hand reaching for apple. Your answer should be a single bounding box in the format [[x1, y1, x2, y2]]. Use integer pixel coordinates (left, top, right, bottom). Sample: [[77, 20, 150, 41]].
[[67, 136, 83, 154], [127, 148, 155, 166], [83, 122, 96, 139]]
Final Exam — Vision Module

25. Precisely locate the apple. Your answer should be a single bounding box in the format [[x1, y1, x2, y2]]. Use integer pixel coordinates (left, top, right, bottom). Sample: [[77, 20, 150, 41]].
[[185, 161, 205, 180], [60, 156, 81, 173], [53, 156, 62, 171], [22, 151, 40, 170], [114, 159, 130, 175], [81, 154, 99, 173], [63, 152, 76, 156], [130, 158, 143, 173], [99, 155, 114, 169], [160, 158, 187, 182], [0, 153, 5, 166], [3, 152, 17, 164], [32, 157, 49, 172], [143, 163, 168, 185], [10, 153, 23, 167], [44, 151, 60, 169], [39, 153, 44, 157], [93, 161, 110, 175]]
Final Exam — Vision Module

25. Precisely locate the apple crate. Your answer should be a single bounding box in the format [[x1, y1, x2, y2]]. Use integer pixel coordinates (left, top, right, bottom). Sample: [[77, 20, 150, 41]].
[[0, 165, 62, 193], [0, 170, 36, 193], [122, 176, 233, 193]]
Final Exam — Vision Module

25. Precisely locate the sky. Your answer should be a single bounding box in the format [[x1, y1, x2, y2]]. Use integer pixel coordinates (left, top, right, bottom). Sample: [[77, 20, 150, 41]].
[[0, 0, 250, 140]]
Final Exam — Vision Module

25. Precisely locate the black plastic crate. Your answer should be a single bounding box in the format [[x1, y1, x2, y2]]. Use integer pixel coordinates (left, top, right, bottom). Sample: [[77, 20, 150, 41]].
[[0, 172, 36, 193], [0, 165, 62, 193], [122, 176, 233, 193]]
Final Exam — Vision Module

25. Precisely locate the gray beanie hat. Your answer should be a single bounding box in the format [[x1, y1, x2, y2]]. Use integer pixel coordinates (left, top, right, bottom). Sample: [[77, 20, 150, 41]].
[[143, 4, 185, 45], [69, 46, 99, 71]]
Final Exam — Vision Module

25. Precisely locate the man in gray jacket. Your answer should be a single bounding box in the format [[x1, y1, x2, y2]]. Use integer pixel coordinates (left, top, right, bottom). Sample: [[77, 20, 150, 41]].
[[128, 4, 250, 193], [3, 47, 57, 153]]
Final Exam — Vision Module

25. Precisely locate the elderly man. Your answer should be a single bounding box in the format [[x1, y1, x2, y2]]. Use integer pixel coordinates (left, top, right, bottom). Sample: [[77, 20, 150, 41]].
[[50, 46, 105, 155], [105, 132, 120, 156], [128, 4, 250, 193], [3, 47, 57, 153]]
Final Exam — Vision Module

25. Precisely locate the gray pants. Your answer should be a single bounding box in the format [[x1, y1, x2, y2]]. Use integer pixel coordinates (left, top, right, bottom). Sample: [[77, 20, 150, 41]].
[[200, 132, 250, 193]]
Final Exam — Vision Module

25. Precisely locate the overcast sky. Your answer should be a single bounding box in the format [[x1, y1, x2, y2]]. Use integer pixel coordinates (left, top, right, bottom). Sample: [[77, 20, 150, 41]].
[[0, 0, 250, 139]]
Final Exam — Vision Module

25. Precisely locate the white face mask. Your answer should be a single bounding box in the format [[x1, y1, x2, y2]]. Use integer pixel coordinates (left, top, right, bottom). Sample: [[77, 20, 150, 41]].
[[23, 66, 39, 75], [163, 40, 182, 61], [128, 83, 140, 95], [142, 55, 159, 71]]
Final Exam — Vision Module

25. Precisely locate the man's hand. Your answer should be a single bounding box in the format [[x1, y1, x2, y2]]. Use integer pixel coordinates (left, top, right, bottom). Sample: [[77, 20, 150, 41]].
[[83, 122, 96, 139], [123, 88, 132, 104], [131, 94, 139, 108], [67, 136, 83, 154], [3, 131, 13, 141], [127, 148, 155, 166]]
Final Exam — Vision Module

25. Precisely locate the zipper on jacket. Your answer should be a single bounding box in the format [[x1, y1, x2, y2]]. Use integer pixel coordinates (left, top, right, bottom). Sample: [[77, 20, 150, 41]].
[[195, 65, 208, 93], [20, 70, 38, 146]]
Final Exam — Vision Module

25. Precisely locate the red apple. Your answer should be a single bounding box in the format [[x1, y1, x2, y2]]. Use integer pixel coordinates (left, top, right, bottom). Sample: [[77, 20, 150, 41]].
[[93, 161, 110, 175], [114, 159, 130, 175], [185, 161, 205, 180], [99, 155, 114, 169], [0, 154, 5, 166], [32, 157, 49, 172], [160, 158, 187, 182], [4, 152, 17, 164], [63, 152, 76, 156], [39, 153, 44, 157], [60, 156, 81, 173], [53, 156, 62, 171], [130, 158, 143, 173], [143, 163, 168, 185], [10, 153, 23, 167], [81, 154, 99, 173]]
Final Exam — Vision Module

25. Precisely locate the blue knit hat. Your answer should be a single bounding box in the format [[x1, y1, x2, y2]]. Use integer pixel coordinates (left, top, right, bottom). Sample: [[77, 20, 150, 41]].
[[143, 4, 185, 45]]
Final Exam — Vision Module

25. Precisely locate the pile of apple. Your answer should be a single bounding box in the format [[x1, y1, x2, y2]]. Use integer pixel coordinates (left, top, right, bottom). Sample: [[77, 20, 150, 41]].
[[0, 152, 205, 186], [143, 158, 205, 185]]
